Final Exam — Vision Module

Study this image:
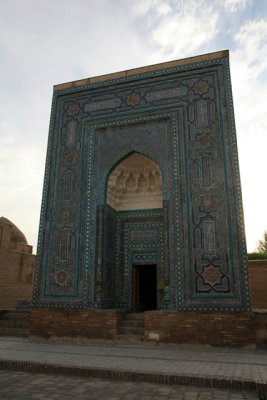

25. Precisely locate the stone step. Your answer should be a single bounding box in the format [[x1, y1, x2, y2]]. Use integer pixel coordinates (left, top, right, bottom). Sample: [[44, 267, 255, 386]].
[[119, 321, 144, 329], [117, 313, 145, 339], [0, 327, 28, 337], [116, 334, 144, 342], [117, 326, 144, 335], [0, 320, 30, 329], [123, 313, 144, 321]]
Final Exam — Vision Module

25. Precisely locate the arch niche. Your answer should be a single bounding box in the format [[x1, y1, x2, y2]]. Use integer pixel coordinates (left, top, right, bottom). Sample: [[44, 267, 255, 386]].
[[106, 152, 163, 211], [99, 152, 166, 311]]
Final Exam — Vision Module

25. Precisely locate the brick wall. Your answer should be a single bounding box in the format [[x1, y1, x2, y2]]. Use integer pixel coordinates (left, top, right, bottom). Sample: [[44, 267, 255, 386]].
[[30, 309, 125, 340], [30, 309, 254, 347], [248, 260, 267, 309], [0, 250, 35, 309], [253, 312, 267, 348], [144, 311, 254, 347], [0, 218, 36, 309]]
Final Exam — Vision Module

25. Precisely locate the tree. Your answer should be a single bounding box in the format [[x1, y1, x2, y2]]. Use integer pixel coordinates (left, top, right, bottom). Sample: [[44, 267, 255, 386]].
[[247, 252, 267, 260], [257, 231, 267, 254]]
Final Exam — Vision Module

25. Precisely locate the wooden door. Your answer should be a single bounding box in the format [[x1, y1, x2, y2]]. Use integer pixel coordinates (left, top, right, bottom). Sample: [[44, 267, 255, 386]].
[[132, 266, 139, 312]]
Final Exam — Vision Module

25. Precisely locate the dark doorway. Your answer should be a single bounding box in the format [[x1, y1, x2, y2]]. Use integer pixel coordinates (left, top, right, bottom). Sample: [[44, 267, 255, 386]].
[[132, 265, 157, 312]]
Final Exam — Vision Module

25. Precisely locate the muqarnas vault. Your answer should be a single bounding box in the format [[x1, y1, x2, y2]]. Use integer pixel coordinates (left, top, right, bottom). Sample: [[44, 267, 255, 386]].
[[32, 51, 252, 344]]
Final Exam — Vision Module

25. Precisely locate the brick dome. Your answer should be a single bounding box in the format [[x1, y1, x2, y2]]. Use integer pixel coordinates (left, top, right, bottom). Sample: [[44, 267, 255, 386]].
[[0, 217, 28, 244]]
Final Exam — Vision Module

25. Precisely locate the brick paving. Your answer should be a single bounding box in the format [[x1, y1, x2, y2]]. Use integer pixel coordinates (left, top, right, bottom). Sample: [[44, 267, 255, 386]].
[[0, 369, 259, 399], [0, 337, 266, 399]]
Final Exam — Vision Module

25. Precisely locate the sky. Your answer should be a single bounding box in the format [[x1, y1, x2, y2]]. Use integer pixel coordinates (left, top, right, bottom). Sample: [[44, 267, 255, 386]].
[[0, 0, 267, 253]]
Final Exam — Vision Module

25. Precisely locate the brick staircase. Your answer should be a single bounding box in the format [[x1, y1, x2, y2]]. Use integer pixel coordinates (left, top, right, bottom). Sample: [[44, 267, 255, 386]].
[[0, 310, 31, 337], [117, 313, 144, 341]]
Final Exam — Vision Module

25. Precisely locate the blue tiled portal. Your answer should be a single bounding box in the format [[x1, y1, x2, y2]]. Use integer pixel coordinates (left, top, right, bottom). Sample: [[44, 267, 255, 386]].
[[32, 53, 251, 312]]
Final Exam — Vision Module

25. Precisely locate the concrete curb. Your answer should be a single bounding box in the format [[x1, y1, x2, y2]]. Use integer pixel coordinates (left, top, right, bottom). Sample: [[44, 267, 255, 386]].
[[0, 358, 264, 393]]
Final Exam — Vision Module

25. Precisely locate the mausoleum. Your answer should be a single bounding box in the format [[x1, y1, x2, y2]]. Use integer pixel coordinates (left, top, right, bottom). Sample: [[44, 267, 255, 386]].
[[31, 50, 253, 346]]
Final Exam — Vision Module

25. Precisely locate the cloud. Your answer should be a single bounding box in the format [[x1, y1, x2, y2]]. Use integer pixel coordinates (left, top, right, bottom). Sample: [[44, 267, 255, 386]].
[[130, 0, 173, 17], [0, 0, 158, 251], [231, 18, 267, 144], [234, 19, 267, 77], [230, 18, 267, 250], [223, 0, 249, 12], [0, 136, 45, 249], [129, 0, 219, 59]]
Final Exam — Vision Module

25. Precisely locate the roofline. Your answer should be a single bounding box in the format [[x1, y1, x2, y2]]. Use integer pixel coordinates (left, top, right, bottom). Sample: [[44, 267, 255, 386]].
[[53, 50, 229, 91]]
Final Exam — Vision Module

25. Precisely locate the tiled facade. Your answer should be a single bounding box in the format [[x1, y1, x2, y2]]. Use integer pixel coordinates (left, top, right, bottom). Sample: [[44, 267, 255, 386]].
[[33, 51, 251, 313]]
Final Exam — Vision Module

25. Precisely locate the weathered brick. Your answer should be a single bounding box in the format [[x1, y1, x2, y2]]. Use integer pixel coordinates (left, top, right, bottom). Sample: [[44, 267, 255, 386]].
[[144, 311, 254, 347], [248, 260, 267, 309], [30, 309, 125, 340], [0, 218, 35, 309]]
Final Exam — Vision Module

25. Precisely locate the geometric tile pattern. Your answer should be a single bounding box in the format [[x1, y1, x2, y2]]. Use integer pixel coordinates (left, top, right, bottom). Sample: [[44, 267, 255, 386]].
[[98, 206, 165, 309], [32, 53, 251, 312]]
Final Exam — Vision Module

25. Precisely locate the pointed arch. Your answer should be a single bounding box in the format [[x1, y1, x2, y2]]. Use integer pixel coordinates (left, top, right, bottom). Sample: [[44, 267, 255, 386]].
[[107, 149, 163, 179], [106, 151, 163, 211]]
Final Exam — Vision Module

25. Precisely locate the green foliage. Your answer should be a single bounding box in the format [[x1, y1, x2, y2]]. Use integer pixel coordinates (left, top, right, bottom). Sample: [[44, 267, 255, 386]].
[[248, 252, 267, 260], [257, 231, 267, 254], [248, 231, 267, 259]]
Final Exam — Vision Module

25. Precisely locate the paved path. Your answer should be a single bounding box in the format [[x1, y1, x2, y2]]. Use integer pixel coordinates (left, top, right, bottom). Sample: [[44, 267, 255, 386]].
[[0, 369, 259, 399], [0, 337, 266, 398]]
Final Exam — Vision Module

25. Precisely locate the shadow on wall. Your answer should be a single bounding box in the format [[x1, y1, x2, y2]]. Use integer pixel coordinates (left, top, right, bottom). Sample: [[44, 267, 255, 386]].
[[248, 259, 267, 349]]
